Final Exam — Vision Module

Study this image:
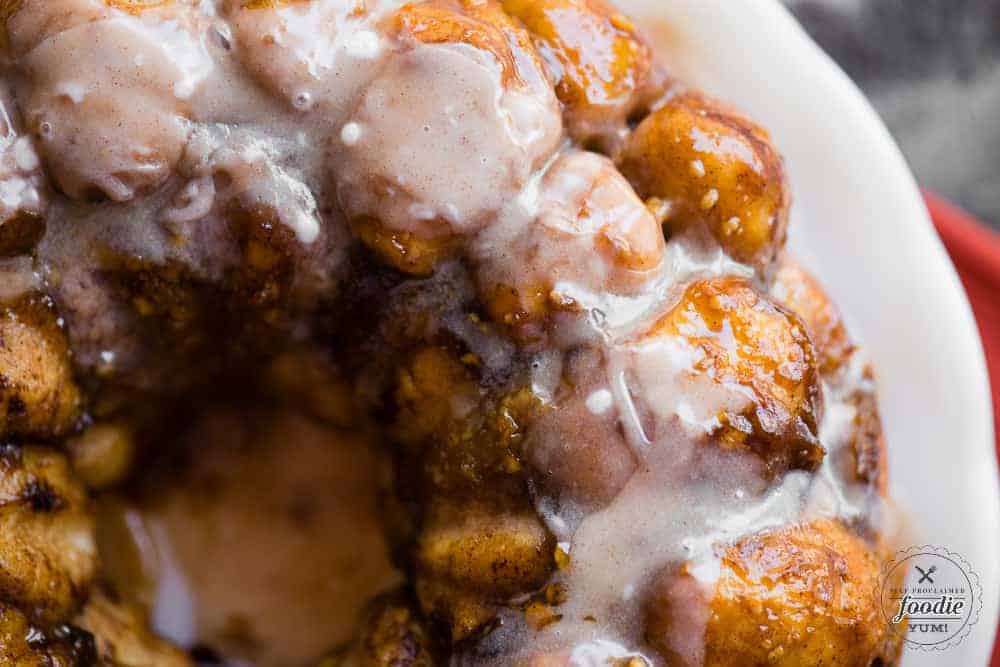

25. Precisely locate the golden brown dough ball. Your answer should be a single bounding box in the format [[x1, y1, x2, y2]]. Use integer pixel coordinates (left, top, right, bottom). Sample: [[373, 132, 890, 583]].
[[0, 444, 97, 625], [107, 0, 167, 9], [77, 256, 214, 389], [845, 376, 888, 492], [474, 150, 665, 345], [386, 347, 553, 640], [646, 276, 823, 474], [393, 0, 535, 74], [351, 216, 462, 278], [104, 0, 173, 13], [67, 420, 135, 490], [771, 260, 854, 377], [323, 592, 437, 667], [525, 347, 637, 509], [0, 602, 97, 666], [527, 389, 637, 509], [390, 350, 552, 638], [415, 508, 555, 641], [417, 511, 554, 600], [387, 344, 533, 493], [391, 346, 480, 449], [222, 0, 381, 113], [520, 651, 650, 667], [645, 519, 902, 667], [0, 210, 45, 258], [771, 260, 888, 492], [334, 0, 562, 276], [619, 92, 789, 276], [7, 0, 202, 201], [0, 294, 83, 441], [2, 0, 112, 55], [0, 101, 47, 257], [502, 0, 660, 149], [221, 195, 334, 309], [75, 590, 193, 667], [71, 234, 326, 398]]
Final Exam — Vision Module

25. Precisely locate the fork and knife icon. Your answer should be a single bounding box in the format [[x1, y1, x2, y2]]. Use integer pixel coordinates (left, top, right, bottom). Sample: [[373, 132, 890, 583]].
[[915, 565, 937, 584]]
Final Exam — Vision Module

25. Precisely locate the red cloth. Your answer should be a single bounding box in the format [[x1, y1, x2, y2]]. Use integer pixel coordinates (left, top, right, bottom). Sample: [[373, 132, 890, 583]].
[[923, 192, 1000, 666], [925, 192, 1000, 450]]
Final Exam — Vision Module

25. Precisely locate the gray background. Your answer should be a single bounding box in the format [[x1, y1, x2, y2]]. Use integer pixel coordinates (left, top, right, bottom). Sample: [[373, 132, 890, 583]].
[[786, 0, 1000, 230]]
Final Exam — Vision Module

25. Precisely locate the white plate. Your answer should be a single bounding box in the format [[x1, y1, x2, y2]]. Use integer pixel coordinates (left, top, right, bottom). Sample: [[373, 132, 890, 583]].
[[614, 1, 1000, 664]]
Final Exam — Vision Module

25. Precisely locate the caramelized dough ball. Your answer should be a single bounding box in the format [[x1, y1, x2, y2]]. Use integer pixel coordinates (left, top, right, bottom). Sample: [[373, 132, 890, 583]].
[[502, 0, 659, 147], [392, 0, 533, 71], [388, 347, 552, 639], [646, 520, 902, 667], [415, 509, 555, 641], [0, 445, 97, 625], [67, 421, 135, 490], [221, 194, 334, 308], [223, 0, 387, 112], [646, 277, 823, 474], [352, 216, 462, 278], [387, 0, 584, 116], [333, 0, 562, 275], [391, 346, 480, 449], [527, 389, 637, 509], [0, 295, 83, 441], [771, 260, 888, 492], [397, 375, 540, 509], [620, 92, 789, 275], [844, 375, 888, 492], [323, 592, 437, 667], [474, 151, 665, 343], [389, 346, 541, 498], [2, 0, 114, 55], [520, 650, 650, 667], [51, 256, 216, 393], [0, 96, 47, 257], [57, 213, 331, 397], [74, 590, 192, 667], [8, 0, 204, 201], [0, 603, 97, 666], [525, 347, 637, 509], [105, 0, 172, 12], [0, 210, 45, 259], [417, 511, 553, 598], [160, 133, 340, 313], [770, 260, 854, 377]]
